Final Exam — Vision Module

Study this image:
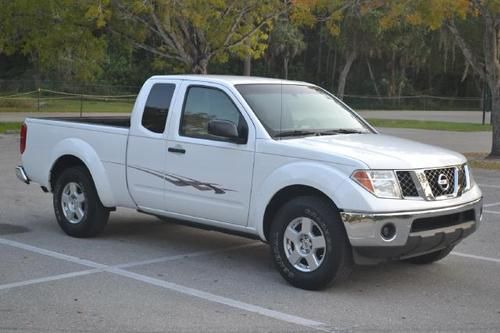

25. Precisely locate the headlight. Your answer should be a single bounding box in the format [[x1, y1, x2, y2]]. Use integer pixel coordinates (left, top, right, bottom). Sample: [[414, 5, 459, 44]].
[[463, 164, 475, 192], [351, 170, 402, 199]]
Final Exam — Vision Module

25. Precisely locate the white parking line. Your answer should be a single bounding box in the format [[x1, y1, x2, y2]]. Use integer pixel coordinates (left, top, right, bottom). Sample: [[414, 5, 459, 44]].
[[0, 241, 262, 291], [0, 269, 99, 291], [0, 238, 107, 269], [107, 267, 332, 332], [484, 210, 500, 215], [116, 242, 262, 269], [484, 202, 500, 208], [0, 238, 333, 332], [478, 183, 500, 189], [452, 252, 500, 264]]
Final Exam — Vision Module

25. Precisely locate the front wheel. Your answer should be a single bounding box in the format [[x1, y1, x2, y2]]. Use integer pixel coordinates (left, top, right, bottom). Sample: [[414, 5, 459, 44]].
[[53, 166, 109, 238], [270, 196, 352, 290]]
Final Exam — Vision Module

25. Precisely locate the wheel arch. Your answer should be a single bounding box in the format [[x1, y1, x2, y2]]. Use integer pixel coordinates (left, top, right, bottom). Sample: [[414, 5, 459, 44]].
[[49, 138, 116, 207], [262, 185, 341, 242], [251, 161, 351, 242]]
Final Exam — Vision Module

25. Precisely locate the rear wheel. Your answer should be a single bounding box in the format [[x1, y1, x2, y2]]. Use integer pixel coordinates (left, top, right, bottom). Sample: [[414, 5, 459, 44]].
[[405, 247, 453, 265], [53, 166, 109, 238], [270, 196, 352, 290]]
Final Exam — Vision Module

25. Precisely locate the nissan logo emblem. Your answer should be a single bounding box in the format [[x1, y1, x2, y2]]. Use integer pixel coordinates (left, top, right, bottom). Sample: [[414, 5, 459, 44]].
[[437, 174, 450, 191]]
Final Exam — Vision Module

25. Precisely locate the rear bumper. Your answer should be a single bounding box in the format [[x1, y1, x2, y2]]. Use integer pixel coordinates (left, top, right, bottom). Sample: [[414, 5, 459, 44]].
[[340, 197, 483, 263], [16, 165, 30, 184]]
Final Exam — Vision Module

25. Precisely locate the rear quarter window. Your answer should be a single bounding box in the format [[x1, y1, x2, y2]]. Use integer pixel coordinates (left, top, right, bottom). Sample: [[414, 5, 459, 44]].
[[142, 83, 176, 133]]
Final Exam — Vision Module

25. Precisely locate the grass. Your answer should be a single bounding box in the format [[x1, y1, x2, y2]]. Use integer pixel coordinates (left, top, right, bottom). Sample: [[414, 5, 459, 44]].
[[0, 122, 22, 134], [0, 98, 133, 113], [366, 118, 492, 132], [464, 153, 500, 171]]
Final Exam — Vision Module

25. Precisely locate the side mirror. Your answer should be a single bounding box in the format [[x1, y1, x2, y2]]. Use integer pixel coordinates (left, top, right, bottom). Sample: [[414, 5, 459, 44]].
[[208, 119, 246, 144]]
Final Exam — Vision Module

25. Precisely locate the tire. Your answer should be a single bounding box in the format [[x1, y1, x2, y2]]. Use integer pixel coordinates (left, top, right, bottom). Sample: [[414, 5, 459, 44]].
[[270, 195, 352, 290], [404, 247, 453, 265], [53, 166, 109, 238]]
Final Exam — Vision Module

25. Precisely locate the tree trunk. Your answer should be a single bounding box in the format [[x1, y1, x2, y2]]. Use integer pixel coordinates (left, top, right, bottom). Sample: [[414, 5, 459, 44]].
[[31, 54, 42, 90], [316, 32, 323, 82], [337, 50, 357, 99], [490, 85, 500, 157], [243, 55, 251, 76], [366, 59, 381, 98], [389, 50, 397, 97], [330, 48, 337, 92], [284, 57, 289, 80], [192, 58, 208, 74], [326, 44, 332, 84], [446, 14, 499, 157]]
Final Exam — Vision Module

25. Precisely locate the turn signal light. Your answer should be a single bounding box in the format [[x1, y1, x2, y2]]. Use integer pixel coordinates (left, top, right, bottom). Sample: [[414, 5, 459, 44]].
[[20, 123, 27, 154], [352, 170, 374, 193]]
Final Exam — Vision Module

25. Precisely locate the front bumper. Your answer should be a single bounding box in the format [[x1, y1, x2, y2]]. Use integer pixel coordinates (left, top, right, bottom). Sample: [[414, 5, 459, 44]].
[[340, 198, 483, 262], [16, 165, 30, 184]]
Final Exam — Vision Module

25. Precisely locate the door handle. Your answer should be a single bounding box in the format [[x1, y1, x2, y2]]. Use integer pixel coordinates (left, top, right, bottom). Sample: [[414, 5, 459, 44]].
[[168, 147, 186, 154]]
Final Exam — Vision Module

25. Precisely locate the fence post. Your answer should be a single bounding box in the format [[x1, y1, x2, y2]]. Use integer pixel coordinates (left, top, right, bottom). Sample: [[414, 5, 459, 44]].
[[80, 94, 83, 118], [37, 88, 40, 112]]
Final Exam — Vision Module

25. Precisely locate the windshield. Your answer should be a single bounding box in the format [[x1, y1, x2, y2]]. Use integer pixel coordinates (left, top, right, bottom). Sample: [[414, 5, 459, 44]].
[[235, 84, 371, 138]]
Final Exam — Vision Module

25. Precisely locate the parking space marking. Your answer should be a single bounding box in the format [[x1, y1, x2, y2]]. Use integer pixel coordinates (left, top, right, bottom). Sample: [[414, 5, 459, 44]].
[[0, 269, 99, 291], [0, 238, 107, 269], [0, 237, 333, 332], [116, 242, 262, 269], [478, 183, 500, 189], [484, 210, 500, 215], [484, 202, 500, 208], [0, 241, 262, 292], [106, 267, 333, 332], [452, 252, 500, 264]]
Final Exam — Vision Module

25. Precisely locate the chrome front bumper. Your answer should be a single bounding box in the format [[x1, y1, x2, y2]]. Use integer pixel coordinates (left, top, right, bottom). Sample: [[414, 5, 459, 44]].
[[341, 198, 483, 249], [16, 165, 30, 184]]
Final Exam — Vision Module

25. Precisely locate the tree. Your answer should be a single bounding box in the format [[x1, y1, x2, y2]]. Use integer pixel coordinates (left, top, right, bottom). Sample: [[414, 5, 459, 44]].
[[268, 18, 306, 79], [291, 0, 379, 99], [112, 0, 285, 74], [377, 0, 500, 157], [0, 0, 109, 82]]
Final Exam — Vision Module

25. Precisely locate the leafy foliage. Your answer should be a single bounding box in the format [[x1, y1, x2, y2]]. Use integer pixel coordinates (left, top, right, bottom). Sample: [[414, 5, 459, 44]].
[[112, 0, 285, 73], [0, 0, 110, 82]]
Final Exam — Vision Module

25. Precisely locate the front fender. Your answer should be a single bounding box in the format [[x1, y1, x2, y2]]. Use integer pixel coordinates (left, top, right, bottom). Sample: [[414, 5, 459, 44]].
[[250, 161, 352, 241], [49, 138, 116, 207]]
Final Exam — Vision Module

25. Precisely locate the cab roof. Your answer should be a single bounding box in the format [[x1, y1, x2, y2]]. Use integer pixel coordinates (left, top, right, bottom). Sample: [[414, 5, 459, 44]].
[[149, 74, 310, 86]]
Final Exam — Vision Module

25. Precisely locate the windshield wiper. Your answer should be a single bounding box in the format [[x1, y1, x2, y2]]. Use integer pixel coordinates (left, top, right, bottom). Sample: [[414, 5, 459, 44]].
[[317, 128, 368, 135], [275, 128, 368, 138], [275, 130, 319, 138]]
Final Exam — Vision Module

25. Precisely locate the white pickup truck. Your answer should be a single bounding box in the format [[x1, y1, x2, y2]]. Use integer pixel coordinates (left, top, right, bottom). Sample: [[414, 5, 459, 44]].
[[17, 75, 483, 290]]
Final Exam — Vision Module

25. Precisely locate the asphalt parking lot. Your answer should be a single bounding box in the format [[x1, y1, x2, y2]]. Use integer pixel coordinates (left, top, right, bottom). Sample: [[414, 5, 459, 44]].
[[1, 133, 500, 332]]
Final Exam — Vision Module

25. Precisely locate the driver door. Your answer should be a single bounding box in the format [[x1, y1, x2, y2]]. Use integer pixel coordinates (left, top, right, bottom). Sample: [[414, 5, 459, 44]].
[[163, 82, 255, 226]]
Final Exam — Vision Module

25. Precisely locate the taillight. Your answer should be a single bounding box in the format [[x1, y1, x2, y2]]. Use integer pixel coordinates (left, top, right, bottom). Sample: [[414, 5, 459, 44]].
[[20, 123, 27, 154]]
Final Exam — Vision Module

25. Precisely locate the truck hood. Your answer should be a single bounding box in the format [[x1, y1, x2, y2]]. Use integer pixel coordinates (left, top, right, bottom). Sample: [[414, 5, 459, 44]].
[[271, 134, 466, 169]]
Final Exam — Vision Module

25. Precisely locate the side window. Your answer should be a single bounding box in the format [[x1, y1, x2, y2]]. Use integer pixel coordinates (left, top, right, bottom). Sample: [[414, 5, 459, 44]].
[[142, 83, 175, 133], [180, 86, 246, 140]]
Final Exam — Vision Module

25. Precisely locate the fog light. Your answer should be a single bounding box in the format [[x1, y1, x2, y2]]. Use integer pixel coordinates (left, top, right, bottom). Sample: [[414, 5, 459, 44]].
[[381, 223, 396, 241]]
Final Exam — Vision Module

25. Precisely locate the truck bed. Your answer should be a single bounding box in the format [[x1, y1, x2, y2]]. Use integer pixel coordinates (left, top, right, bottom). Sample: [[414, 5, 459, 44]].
[[38, 116, 130, 128]]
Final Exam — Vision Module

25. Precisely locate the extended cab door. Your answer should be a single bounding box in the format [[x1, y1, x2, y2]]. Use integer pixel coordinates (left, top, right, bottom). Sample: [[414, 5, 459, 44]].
[[163, 81, 255, 226], [126, 80, 178, 210]]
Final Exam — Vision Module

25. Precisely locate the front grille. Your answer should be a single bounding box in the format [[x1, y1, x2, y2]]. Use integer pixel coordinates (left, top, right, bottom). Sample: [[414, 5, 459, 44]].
[[410, 209, 475, 233], [396, 171, 419, 197], [395, 165, 467, 200], [457, 165, 467, 191], [424, 167, 455, 197]]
